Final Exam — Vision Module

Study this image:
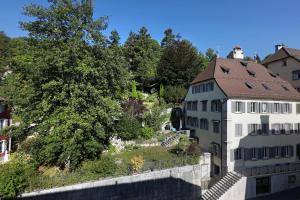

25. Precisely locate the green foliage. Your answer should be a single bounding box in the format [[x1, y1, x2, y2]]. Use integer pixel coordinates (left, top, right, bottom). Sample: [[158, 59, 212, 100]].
[[0, 153, 36, 199], [1, 0, 130, 170], [131, 80, 138, 98], [124, 27, 162, 88], [144, 105, 168, 131], [80, 155, 117, 177], [163, 85, 187, 104], [140, 127, 154, 139], [116, 115, 142, 140], [0, 31, 10, 73], [157, 39, 205, 87], [159, 84, 164, 99]]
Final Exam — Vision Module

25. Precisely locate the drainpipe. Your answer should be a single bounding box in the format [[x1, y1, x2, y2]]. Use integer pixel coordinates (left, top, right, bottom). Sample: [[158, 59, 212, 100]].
[[220, 98, 228, 178]]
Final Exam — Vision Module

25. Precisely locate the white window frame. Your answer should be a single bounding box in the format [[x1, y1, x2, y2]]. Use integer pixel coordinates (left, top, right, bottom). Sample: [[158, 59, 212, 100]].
[[251, 148, 258, 160], [262, 147, 269, 159], [274, 146, 280, 158], [235, 102, 242, 113], [274, 103, 280, 113], [250, 102, 256, 113], [261, 103, 267, 113]]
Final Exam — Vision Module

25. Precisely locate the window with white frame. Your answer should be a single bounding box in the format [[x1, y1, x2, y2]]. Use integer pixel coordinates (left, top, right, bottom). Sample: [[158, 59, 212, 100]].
[[283, 103, 289, 113], [274, 103, 280, 113], [274, 146, 281, 158], [261, 123, 269, 134], [212, 143, 220, 157], [250, 102, 256, 113], [250, 148, 258, 160], [235, 124, 243, 137], [248, 124, 259, 135], [234, 148, 242, 160], [272, 123, 281, 134], [200, 118, 209, 130], [262, 147, 269, 159], [261, 103, 267, 113], [235, 101, 242, 113], [295, 123, 300, 134], [201, 100, 207, 112], [213, 121, 220, 133]]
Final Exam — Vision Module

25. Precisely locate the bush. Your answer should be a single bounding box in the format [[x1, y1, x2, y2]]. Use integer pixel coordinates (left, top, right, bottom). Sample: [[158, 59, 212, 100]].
[[186, 142, 201, 156], [130, 155, 144, 172], [115, 115, 142, 140], [80, 155, 117, 178], [0, 153, 36, 199], [140, 127, 154, 139]]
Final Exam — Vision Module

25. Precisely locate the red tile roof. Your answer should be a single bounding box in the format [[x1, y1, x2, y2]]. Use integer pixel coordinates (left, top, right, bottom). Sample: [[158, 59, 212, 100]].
[[191, 58, 300, 101], [263, 47, 300, 64]]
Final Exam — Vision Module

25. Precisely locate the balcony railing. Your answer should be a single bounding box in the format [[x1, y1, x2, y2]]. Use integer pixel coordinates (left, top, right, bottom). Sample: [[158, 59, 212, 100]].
[[235, 162, 300, 177]]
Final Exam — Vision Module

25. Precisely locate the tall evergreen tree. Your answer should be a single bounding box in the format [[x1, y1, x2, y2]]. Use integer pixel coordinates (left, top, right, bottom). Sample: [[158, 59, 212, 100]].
[[2, 0, 130, 169], [161, 28, 176, 47], [124, 27, 161, 89]]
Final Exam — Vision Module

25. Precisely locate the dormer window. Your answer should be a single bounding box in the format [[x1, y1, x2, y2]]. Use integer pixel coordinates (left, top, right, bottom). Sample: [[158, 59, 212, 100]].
[[282, 59, 287, 66], [245, 82, 253, 89], [269, 72, 277, 78], [240, 61, 248, 67], [282, 85, 289, 91], [220, 66, 230, 74], [247, 70, 256, 77], [262, 83, 271, 90]]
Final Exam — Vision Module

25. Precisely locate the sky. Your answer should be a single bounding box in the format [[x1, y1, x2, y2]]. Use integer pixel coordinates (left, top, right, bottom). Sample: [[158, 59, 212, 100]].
[[0, 0, 300, 58]]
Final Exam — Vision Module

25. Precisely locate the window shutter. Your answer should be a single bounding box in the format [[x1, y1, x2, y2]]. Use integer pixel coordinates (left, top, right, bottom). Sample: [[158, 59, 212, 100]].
[[289, 104, 292, 113], [280, 104, 284, 113], [247, 102, 251, 113], [290, 146, 294, 157], [248, 124, 252, 135], [258, 148, 263, 160], [258, 103, 262, 113], [230, 149, 234, 161], [269, 147, 274, 158], [244, 149, 248, 161], [297, 104, 300, 114], [281, 146, 285, 157], [266, 103, 271, 113], [241, 102, 245, 113], [231, 101, 236, 113], [270, 103, 274, 113], [257, 124, 262, 135]]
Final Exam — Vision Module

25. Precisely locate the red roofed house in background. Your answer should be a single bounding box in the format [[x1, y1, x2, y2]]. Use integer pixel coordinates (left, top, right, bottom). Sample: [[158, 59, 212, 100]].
[[0, 97, 12, 163], [263, 44, 300, 92]]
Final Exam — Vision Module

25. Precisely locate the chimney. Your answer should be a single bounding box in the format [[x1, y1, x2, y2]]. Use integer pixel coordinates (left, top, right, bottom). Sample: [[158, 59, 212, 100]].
[[228, 46, 244, 59], [275, 44, 286, 52]]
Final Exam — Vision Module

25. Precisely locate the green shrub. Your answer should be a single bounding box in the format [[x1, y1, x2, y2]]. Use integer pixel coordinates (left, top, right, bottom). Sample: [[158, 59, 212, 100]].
[[186, 142, 201, 156], [116, 115, 142, 140], [0, 153, 36, 199], [140, 127, 154, 139], [80, 155, 117, 178]]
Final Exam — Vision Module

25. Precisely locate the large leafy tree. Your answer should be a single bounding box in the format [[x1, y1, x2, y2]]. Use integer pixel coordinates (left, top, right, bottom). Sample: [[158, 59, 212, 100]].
[[157, 38, 205, 87], [124, 27, 161, 89], [1, 0, 129, 169], [0, 31, 11, 73]]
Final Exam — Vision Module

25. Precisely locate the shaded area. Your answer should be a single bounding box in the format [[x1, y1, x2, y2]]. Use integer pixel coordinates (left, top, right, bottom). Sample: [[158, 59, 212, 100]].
[[19, 177, 201, 200], [250, 186, 300, 200]]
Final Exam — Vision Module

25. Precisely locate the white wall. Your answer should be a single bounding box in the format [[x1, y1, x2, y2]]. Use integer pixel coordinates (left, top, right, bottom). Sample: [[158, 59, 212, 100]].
[[226, 99, 300, 170]]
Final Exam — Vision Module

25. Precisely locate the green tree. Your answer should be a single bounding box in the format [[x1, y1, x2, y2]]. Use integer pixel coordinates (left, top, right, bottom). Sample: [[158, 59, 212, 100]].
[[161, 28, 176, 47], [205, 48, 217, 62], [131, 80, 138, 98], [0, 31, 11, 74], [157, 39, 205, 87], [124, 27, 161, 89], [109, 30, 120, 47], [2, 0, 129, 169]]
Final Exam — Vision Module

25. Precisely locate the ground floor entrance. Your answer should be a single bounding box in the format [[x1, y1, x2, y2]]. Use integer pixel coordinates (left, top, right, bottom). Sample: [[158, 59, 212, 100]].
[[256, 176, 270, 195]]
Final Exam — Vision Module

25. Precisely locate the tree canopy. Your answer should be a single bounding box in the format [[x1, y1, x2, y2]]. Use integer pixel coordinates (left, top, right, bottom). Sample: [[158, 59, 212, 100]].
[[1, 0, 130, 169]]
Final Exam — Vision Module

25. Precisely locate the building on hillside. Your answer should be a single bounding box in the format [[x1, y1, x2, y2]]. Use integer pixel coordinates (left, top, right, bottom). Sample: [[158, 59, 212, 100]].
[[263, 45, 300, 92], [0, 98, 12, 163], [183, 46, 300, 199]]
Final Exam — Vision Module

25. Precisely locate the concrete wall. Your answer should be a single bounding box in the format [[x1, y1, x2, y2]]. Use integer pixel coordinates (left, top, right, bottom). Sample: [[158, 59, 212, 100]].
[[20, 159, 211, 200], [219, 176, 247, 200]]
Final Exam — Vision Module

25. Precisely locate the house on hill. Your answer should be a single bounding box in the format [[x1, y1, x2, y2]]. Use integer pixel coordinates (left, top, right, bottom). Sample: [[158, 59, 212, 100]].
[[0, 98, 12, 163], [183, 46, 300, 199], [263, 45, 300, 92]]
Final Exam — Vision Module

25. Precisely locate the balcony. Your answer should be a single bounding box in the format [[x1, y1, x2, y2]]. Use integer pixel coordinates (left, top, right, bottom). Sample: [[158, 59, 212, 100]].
[[235, 162, 300, 177]]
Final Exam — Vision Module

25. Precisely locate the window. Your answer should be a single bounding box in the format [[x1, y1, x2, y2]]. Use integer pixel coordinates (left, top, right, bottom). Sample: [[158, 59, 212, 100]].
[[274, 103, 280, 113], [201, 100, 207, 112], [282, 146, 293, 157], [235, 101, 243, 113], [250, 102, 257, 113], [272, 123, 281, 134], [214, 164, 220, 175], [282, 123, 293, 134], [200, 118, 209, 130], [234, 148, 242, 160], [240, 61, 248, 67], [288, 175, 296, 184], [292, 70, 300, 80], [274, 146, 281, 158], [269, 72, 277, 78], [0, 105, 5, 113], [235, 124, 243, 137], [220, 66, 230, 74], [262, 83, 271, 90], [192, 101, 198, 111], [248, 124, 259, 135], [0, 141, 3, 153], [261, 124, 269, 135], [250, 148, 258, 160], [0, 120, 4, 130], [187, 102, 192, 110], [245, 82, 253, 89], [261, 103, 267, 113], [282, 59, 287, 66], [296, 87, 300, 92], [212, 143, 220, 157], [262, 147, 269, 159], [247, 70, 256, 77], [213, 121, 220, 133], [295, 123, 300, 134], [282, 85, 289, 91], [192, 82, 214, 94], [283, 103, 289, 113], [211, 100, 221, 112], [256, 176, 270, 195]]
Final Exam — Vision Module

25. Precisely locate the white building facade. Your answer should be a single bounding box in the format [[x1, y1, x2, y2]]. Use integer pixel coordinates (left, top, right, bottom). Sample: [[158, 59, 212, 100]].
[[184, 57, 300, 199]]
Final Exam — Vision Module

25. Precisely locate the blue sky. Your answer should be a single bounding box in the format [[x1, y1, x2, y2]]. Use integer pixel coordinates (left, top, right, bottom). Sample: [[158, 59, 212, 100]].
[[1, 0, 300, 58]]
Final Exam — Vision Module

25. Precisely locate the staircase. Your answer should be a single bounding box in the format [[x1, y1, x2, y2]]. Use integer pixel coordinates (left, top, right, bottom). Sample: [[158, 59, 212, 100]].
[[201, 172, 242, 200], [161, 134, 180, 147]]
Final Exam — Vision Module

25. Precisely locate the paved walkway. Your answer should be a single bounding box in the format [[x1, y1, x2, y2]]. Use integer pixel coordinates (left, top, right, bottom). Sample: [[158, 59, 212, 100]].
[[251, 187, 300, 200]]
